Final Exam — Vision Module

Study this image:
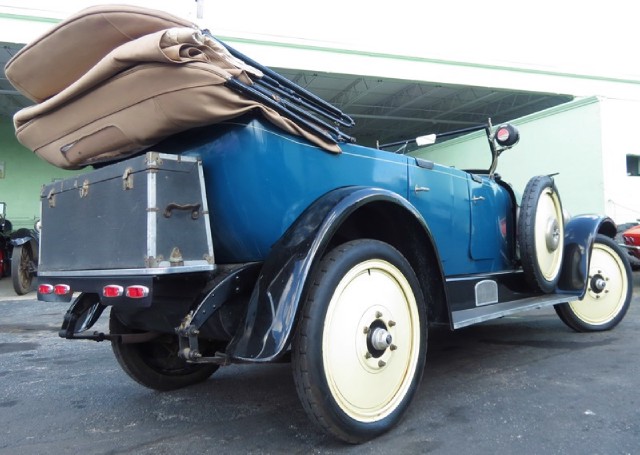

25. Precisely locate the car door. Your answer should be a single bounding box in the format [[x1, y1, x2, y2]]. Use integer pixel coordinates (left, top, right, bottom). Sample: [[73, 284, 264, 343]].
[[467, 174, 513, 268], [408, 157, 471, 275]]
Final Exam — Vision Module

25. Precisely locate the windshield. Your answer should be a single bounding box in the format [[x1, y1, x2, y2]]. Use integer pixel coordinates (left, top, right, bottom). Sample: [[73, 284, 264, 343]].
[[409, 130, 492, 172]]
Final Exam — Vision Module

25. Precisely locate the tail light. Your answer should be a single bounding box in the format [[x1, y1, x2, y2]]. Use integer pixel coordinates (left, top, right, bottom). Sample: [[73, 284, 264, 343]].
[[54, 284, 71, 295], [39, 283, 71, 296], [126, 285, 149, 299], [103, 285, 149, 299], [103, 285, 124, 298], [38, 284, 54, 294]]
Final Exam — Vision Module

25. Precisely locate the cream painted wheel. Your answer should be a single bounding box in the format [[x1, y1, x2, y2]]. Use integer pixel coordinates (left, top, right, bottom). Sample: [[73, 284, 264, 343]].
[[555, 235, 632, 332], [323, 258, 420, 422], [519, 175, 564, 293], [292, 240, 426, 443]]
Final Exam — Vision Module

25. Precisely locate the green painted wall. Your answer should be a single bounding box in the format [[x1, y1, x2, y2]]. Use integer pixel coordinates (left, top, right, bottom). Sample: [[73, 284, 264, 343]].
[[0, 116, 84, 229], [413, 97, 605, 216]]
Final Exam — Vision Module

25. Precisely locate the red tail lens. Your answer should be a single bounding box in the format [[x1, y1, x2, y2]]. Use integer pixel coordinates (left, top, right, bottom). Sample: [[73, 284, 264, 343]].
[[496, 128, 510, 142], [126, 286, 149, 299], [39, 284, 54, 294], [103, 285, 124, 298], [54, 284, 71, 295]]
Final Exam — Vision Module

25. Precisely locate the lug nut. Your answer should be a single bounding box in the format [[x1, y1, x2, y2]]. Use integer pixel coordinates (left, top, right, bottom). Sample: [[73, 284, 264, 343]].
[[363, 326, 369, 334], [378, 360, 386, 367], [375, 311, 383, 319], [388, 320, 396, 327], [390, 344, 397, 351], [365, 352, 372, 359]]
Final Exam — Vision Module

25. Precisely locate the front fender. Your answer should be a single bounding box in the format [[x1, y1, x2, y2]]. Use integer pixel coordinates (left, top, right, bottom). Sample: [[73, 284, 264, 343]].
[[226, 186, 432, 362], [558, 214, 616, 296]]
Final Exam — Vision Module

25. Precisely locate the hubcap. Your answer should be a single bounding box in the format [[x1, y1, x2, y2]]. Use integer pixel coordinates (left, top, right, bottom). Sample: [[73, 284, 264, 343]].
[[370, 327, 393, 351], [545, 218, 560, 252], [590, 274, 607, 293]]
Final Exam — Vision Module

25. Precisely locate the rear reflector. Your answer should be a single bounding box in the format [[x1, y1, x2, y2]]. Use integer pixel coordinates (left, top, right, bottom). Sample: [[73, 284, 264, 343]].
[[126, 285, 149, 299], [38, 284, 54, 294], [103, 285, 124, 298], [54, 284, 71, 295]]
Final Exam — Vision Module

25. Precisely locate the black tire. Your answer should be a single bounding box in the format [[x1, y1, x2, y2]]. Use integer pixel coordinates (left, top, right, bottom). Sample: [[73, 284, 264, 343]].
[[110, 311, 219, 391], [554, 235, 632, 332], [11, 244, 33, 295], [292, 239, 427, 443], [518, 175, 564, 293]]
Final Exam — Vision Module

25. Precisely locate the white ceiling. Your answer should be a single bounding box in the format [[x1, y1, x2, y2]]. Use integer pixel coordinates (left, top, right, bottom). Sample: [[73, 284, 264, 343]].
[[0, 40, 572, 148]]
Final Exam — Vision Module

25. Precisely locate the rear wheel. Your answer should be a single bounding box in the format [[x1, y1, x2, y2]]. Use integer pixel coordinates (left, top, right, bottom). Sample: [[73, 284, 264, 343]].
[[555, 235, 631, 332], [292, 240, 426, 443], [11, 244, 34, 295], [110, 312, 219, 391]]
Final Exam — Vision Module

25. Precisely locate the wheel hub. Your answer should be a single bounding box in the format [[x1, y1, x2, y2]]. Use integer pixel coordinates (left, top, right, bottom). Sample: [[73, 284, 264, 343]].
[[545, 217, 560, 252], [589, 272, 608, 296], [370, 327, 392, 351], [358, 308, 398, 369]]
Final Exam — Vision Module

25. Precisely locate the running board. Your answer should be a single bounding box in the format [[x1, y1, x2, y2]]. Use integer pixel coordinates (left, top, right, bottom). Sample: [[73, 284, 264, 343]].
[[451, 294, 572, 329]]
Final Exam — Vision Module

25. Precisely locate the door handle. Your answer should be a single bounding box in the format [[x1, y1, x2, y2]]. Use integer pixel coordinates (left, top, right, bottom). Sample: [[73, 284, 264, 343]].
[[414, 185, 430, 193], [471, 196, 485, 202]]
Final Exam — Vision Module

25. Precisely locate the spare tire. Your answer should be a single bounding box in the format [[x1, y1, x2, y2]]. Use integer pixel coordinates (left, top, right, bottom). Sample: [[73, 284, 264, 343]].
[[518, 175, 564, 293]]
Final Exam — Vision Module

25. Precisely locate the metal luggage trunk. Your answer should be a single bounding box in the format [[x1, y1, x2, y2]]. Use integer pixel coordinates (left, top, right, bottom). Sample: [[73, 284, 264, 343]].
[[39, 152, 214, 276]]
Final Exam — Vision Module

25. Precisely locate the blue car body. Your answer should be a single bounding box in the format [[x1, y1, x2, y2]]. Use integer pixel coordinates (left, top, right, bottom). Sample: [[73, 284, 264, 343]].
[[180, 117, 513, 275]]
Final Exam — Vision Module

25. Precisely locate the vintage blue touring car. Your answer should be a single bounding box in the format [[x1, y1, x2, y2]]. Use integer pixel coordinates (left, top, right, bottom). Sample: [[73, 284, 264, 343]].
[[7, 5, 632, 444]]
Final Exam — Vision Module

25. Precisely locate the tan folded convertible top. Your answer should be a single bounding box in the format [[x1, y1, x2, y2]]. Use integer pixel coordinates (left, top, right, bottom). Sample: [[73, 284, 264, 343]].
[[6, 5, 343, 169], [5, 4, 195, 103]]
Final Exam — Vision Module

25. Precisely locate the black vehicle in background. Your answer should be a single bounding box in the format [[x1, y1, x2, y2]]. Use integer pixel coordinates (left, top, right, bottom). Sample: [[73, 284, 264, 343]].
[[0, 203, 11, 279], [0, 202, 40, 295], [10, 221, 39, 295]]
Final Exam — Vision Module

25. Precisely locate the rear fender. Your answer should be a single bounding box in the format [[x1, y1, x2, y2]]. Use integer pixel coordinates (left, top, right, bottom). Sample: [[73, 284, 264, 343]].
[[558, 214, 616, 296], [10, 230, 38, 262], [226, 186, 437, 362]]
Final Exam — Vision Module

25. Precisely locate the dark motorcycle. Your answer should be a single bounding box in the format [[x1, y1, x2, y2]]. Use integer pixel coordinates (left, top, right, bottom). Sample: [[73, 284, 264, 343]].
[[0, 202, 11, 278], [10, 220, 40, 295]]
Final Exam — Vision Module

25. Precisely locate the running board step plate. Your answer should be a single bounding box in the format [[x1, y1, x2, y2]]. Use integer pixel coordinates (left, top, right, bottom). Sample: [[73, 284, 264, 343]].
[[451, 294, 573, 329]]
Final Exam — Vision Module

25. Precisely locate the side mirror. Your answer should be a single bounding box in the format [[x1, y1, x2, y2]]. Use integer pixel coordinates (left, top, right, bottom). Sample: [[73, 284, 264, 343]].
[[0, 202, 5, 220], [494, 124, 520, 147]]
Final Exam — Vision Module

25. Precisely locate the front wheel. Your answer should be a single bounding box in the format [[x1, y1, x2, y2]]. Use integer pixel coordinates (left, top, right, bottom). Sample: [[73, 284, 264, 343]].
[[555, 235, 632, 332], [292, 240, 427, 443], [110, 311, 219, 391], [11, 244, 34, 295]]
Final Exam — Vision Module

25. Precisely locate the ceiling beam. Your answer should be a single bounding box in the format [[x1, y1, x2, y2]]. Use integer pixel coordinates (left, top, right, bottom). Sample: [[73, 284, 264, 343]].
[[351, 113, 478, 125]]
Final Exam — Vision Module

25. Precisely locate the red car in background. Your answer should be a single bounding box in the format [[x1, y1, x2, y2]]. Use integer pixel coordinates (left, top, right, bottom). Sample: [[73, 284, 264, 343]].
[[620, 224, 640, 265]]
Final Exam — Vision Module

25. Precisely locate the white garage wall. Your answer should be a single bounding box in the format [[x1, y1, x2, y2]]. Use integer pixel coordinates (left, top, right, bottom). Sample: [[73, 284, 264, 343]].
[[600, 98, 640, 223], [414, 97, 607, 217]]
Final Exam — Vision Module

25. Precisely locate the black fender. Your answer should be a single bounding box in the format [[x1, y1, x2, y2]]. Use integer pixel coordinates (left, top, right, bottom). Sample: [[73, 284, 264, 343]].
[[226, 186, 440, 362], [10, 229, 39, 262], [557, 214, 616, 296]]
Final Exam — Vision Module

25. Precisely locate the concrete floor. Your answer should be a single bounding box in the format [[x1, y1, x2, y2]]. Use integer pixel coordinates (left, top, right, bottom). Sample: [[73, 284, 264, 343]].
[[0, 273, 639, 453]]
